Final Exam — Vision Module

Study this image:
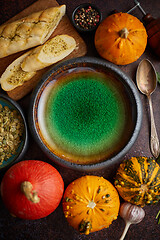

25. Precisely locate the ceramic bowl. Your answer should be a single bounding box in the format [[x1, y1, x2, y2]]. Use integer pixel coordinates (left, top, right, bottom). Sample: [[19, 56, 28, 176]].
[[72, 3, 102, 32], [0, 94, 28, 170], [29, 57, 142, 171]]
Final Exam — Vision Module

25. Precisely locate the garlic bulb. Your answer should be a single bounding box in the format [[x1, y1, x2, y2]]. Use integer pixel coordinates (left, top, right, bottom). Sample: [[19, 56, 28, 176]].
[[119, 202, 145, 240]]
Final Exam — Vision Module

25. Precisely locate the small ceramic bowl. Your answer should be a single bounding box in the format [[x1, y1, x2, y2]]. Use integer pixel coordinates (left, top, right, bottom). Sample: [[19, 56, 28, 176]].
[[29, 56, 142, 171], [0, 94, 28, 170], [72, 3, 102, 32]]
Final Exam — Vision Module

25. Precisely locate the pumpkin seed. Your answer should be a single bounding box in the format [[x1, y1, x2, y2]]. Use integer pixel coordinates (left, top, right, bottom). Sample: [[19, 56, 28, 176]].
[[0, 104, 24, 165]]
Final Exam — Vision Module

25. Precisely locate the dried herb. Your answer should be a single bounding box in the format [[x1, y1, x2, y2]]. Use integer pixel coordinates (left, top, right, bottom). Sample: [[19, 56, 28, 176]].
[[0, 104, 24, 164], [157, 72, 160, 84], [156, 210, 160, 224]]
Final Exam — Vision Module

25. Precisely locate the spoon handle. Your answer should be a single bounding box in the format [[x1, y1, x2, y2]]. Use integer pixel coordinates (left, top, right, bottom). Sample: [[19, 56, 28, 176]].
[[147, 95, 160, 158]]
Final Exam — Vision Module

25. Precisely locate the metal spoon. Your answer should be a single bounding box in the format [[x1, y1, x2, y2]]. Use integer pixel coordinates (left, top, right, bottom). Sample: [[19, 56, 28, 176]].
[[136, 59, 160, 158]]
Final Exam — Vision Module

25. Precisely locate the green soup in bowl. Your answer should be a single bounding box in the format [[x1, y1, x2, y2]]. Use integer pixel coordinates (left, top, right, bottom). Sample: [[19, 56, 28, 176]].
[[29, 57, 142, 171]]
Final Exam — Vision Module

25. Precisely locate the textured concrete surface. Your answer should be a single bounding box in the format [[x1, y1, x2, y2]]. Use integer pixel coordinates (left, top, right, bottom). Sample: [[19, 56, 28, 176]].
[[0, 0, 160, 239]]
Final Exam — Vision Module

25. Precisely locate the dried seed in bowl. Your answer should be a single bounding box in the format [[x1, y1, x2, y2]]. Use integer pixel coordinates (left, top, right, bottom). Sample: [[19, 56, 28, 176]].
[[0, 104, 24, 165]]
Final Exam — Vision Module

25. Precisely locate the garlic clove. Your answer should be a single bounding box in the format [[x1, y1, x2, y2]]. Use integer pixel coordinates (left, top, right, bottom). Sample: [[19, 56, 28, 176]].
[[120, 202, 145, 224], [119, 202, 145, 240]]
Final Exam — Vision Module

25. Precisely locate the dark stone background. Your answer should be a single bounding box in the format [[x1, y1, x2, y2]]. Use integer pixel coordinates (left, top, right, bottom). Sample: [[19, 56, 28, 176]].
[[0, 0, 160, 239]]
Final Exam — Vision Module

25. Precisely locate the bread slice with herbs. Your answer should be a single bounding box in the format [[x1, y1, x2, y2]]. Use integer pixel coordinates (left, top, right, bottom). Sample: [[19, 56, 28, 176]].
[[0, 34, 76, 91], [0, 5, 66, 58], [0, 51, 36, 91], [21, 35, 76, 72]]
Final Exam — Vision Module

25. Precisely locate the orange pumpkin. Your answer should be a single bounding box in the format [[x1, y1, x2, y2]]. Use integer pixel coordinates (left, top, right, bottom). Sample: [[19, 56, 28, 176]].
[[62, 175, 120, 235], [95, 12, 148, 65]]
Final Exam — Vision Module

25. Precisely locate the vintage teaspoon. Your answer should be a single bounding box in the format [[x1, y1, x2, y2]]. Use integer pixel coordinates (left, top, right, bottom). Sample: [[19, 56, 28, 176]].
[[136, 59, 160, 158]]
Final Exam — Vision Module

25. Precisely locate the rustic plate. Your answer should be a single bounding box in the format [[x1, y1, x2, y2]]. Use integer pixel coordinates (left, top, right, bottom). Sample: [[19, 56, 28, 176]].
[[29, 57, 142, 171], [0, 94, 28, 170]]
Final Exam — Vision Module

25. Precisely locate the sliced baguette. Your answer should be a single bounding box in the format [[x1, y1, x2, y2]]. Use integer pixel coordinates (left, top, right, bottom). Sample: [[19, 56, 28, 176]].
[[0, 34, 76, 91], [0, 51, 36, 91], [0, 5, 66, 58], [21, 35, 76, 72]]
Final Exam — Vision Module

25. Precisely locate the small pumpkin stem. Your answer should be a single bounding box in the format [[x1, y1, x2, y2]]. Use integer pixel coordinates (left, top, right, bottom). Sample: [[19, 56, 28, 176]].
[[21, 181, 40, 203], [119, 27, 129, 39], [87, 200, 96, 209]]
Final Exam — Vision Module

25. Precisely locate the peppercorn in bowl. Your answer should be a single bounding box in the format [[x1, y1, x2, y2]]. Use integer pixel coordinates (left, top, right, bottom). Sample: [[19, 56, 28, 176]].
[[72, 3, 102, 32], [0, 94, 28, 170]]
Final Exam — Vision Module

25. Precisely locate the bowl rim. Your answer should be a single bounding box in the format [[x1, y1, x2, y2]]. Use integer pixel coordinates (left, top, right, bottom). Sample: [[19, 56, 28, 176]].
[[29, 56, 142, 171], [0, 94, 28, 170], [71, 3, 102, 32]]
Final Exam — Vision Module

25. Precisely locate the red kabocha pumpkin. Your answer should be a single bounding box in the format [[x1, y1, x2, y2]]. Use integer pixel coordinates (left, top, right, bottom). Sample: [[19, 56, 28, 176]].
[[95, 12, 148, 65], [0, 160, 64, 220]]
